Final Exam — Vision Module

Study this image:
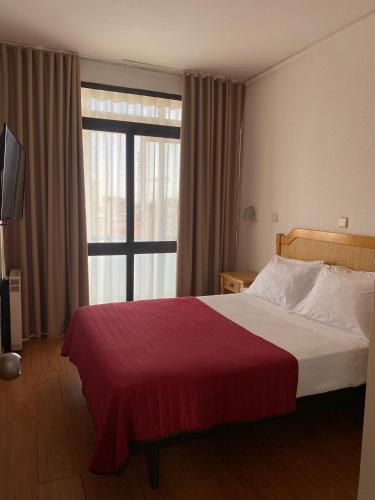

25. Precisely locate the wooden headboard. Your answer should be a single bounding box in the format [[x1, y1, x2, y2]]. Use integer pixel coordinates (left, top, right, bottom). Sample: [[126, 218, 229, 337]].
[[276, 229, 375, 271]]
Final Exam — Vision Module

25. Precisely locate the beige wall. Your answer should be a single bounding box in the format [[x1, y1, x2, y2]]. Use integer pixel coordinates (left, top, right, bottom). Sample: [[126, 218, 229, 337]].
[[80, 58, 182, 95], [238, 13, 375, 500], [237, 13, 375, 273]]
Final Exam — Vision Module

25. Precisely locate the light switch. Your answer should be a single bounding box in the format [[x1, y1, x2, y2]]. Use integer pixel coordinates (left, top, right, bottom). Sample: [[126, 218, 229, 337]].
[[272, 213, 279, 223], [337, 217, 348, 228]]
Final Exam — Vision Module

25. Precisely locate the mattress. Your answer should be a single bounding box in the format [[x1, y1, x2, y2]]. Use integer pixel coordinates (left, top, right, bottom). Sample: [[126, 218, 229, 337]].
[[199, 293, 369, 397]]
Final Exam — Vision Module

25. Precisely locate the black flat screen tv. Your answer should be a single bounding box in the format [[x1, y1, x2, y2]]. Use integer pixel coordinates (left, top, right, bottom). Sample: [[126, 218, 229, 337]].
[[0, 124, 26, 222]]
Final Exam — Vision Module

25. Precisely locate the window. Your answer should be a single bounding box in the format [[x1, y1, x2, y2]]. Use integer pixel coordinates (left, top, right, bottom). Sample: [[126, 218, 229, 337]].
[[81, 83, 181, 304]]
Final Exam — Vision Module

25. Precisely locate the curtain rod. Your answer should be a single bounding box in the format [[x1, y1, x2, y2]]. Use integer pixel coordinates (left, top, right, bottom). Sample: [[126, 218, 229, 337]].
[[1, 40, 243, 83], [82, 55, 182, 76], [85, 56, 242, 82], [0, 40, 78, 56], [184, 71, 242, 84]]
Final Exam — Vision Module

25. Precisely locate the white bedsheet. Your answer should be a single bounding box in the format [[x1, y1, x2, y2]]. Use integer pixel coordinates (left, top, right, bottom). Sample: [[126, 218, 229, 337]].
[[199, 293, 369, 397]]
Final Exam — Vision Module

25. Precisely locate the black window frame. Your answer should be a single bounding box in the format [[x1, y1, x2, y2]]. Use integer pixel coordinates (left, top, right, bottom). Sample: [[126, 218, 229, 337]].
[[81, 81, 182, 301]]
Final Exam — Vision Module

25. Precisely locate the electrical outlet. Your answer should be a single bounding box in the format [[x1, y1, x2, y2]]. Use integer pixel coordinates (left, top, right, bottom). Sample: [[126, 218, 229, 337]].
[[337, 217, 348, 228], [272, 213, 279, 223]]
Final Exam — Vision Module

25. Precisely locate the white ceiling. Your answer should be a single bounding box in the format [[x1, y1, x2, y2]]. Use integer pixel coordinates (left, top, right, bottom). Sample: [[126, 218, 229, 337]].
[[1, 0, 375, 81]]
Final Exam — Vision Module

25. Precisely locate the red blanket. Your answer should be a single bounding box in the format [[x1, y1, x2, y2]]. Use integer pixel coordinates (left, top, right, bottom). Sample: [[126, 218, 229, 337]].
[[62, 297, 298, 473]]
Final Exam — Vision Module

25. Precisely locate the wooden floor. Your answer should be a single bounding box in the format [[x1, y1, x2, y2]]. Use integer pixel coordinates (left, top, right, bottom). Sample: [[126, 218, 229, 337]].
[[0, 337, 364, 500]]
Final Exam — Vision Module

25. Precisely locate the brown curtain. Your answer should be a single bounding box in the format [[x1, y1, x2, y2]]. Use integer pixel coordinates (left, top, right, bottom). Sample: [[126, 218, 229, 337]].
[[0, 44, 89, 338], [177, 73, 244, 297]]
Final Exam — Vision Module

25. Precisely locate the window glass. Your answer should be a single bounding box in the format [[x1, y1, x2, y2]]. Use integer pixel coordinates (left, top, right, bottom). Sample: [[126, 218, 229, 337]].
[[134, 253, 176, 300], [82, 85, 180, 305], [88, 255, 126, 304], [134, 136, 180, 242], [83, 130, 126, 243]]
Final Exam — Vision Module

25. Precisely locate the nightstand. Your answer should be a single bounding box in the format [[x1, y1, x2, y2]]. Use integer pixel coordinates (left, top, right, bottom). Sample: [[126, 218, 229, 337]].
[[219, 271, 258, 294]]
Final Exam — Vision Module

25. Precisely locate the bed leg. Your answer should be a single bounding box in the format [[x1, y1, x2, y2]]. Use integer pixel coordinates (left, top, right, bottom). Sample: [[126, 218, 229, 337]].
[[147, 447, 160, 489]]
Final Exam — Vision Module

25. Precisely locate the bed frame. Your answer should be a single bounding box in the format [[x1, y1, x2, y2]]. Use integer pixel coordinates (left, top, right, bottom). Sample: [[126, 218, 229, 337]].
[[131, 228, 375, 488], [276, 228, 375, 270]]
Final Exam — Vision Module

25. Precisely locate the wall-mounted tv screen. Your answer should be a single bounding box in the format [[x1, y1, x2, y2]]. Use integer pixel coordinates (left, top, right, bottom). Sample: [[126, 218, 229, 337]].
[[0, 124, 26, 222]]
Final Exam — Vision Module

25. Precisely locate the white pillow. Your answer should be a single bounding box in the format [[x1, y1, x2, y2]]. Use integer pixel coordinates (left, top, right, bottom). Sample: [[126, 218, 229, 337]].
[[292, 266, 375, 340], [245, 255, 324, 310]]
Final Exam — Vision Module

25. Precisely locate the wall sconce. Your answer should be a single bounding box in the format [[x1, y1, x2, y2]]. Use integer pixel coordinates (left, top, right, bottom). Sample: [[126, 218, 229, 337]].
[[243, 206, 257, 221]]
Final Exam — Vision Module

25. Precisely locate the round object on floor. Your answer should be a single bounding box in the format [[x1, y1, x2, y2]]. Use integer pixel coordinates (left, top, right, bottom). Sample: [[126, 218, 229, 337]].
[[0, 352, 21, 380]]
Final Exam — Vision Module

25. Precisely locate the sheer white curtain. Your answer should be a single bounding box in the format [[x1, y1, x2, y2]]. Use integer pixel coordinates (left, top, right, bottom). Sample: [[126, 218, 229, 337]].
[[82, 89, 181, 304], [81, 87, 181, 126], [83, 130, 127, 304], [134, 136, 180, 300], [134, 136, 180, 241], [83, 130, 126, 243], [88, 255, 126, 304]]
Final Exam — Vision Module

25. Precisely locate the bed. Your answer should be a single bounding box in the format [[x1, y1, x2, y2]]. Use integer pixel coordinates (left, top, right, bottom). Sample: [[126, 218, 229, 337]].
[[62, 228, 375, 488]]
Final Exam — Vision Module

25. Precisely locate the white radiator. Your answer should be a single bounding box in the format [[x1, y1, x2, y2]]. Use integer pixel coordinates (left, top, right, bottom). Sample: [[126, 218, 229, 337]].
[[9, 269, 23, 351]]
